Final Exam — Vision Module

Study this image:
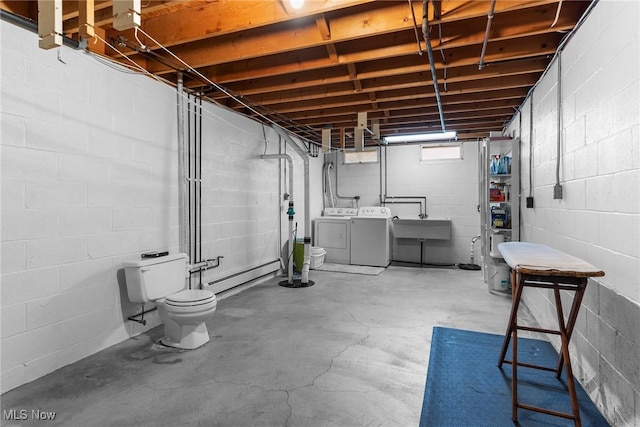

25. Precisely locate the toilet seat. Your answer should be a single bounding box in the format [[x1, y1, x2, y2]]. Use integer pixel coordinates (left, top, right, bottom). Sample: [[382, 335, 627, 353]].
[[165, 289, 216, 307]]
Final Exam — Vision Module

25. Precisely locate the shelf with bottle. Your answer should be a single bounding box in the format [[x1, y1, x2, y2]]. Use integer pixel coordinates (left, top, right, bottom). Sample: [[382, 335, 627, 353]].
[[490, 154, 511, 176], [489, 182, 511, 203], [490, 204, 512, 230], [482, 137, 519, 296]]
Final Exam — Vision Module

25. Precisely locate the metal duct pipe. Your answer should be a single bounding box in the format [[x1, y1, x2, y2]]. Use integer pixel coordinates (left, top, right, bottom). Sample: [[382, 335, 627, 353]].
[[0, 8, 86, 49], [422, 1, 446, 131], [261, 153, 295, 285], [478, 0, 496, 70]]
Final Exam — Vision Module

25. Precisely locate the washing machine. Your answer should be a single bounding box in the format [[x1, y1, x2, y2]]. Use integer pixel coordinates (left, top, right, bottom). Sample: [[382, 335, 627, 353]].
[[350, 206, 393, 267], [314, 208, 358, 264]]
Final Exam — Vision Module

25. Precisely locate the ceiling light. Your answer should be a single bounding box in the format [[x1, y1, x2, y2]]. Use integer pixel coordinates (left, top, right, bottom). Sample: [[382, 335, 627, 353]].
[[384, 131, 457, 144], [290, 0, 304, 9]]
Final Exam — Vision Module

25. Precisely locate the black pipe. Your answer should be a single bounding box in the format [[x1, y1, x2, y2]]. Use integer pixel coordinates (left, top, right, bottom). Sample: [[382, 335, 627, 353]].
[[127, 305, 158, 325]]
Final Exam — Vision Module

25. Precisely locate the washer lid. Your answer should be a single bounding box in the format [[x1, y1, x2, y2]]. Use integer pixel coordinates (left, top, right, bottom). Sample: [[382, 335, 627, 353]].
[[165, 289, 216, 306]]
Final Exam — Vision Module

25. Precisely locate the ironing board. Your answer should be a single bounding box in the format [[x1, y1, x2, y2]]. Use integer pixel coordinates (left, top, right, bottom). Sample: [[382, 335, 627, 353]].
[[496, 242, 604, 427]]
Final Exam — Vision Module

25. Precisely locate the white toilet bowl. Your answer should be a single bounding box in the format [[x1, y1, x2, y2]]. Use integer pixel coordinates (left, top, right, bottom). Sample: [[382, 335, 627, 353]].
[[157, 289, 217, 350], [123, 253, 217, 351]]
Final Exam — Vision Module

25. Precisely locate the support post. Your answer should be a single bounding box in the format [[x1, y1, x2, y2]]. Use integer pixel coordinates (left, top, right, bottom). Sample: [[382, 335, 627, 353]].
[[322, 128, 331, 153], [38, 0, 62, 49], [79, 0, 95, 39]]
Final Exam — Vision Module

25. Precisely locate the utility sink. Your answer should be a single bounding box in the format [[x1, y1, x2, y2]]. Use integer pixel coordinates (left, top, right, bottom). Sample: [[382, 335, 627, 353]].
[[392, 217, 452, 240]]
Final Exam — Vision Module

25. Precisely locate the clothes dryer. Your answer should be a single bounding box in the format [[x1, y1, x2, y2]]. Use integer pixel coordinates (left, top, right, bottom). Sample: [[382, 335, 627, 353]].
[[314, 208, 358, 264]]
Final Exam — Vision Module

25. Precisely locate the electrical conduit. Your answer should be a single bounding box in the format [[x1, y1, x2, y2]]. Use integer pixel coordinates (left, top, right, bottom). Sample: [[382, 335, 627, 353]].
[[478, 0, 496, 70]]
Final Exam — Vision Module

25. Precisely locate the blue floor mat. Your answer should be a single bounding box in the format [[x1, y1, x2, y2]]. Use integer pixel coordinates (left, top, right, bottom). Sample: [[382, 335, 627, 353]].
[[419, 327, 609, 427]]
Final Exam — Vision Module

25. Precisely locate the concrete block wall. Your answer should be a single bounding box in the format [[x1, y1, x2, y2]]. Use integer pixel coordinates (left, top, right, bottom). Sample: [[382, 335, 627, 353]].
[[195, 104, 280, 282], [1, 22, 315, 393], [505, 1, 639, 424], [194, 108, 323, 286], [327, 141, 480, 264], [1, 23, 180, 393]]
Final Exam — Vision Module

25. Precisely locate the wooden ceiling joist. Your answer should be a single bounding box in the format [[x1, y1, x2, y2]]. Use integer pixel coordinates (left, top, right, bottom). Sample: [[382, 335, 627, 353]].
[[0, 0, 592, 141]]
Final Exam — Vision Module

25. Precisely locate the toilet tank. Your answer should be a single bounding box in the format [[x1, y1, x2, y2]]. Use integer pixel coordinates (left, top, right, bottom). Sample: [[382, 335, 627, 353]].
[[124, 253, 188, 303]]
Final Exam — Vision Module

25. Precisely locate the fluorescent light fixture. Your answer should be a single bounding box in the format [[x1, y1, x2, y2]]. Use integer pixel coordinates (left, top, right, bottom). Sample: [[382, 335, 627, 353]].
[[384, 131, 457, 144], [290, 0, 304, 9]]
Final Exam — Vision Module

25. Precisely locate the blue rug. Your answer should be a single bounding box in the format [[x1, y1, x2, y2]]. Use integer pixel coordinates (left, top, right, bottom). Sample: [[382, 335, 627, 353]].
[[419, 327, 609, 426]]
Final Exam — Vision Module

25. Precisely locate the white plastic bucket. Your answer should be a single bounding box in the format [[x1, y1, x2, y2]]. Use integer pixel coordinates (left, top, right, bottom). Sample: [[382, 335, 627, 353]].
[[310, 247, 326, 269], [489, 232, 505, 258], [490, 264, 510, 291]]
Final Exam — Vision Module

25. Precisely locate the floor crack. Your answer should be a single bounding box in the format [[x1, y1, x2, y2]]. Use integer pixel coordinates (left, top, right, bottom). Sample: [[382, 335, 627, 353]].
[[295, 309, 371, 393]]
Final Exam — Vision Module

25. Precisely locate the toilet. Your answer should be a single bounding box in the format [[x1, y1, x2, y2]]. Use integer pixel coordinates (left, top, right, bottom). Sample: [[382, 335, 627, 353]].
[[124, 253, 217, 350]]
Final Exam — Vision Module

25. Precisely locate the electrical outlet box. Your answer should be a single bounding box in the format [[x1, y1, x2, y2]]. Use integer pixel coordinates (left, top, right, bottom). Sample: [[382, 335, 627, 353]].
[[526, 197, 534, 208], [553, 184, 563, 199]]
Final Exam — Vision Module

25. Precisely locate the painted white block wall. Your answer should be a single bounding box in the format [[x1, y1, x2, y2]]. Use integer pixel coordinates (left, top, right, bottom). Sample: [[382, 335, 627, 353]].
[[505, 1, 640, 424], [325, 141, 480, 265], [194, 108, 323, 286], [1, 22, 321, 393], [1, 22, 179, 393]]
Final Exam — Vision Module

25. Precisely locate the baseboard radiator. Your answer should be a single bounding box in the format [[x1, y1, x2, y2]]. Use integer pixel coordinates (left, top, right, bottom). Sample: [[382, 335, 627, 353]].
[[206, 260, 281, 295]]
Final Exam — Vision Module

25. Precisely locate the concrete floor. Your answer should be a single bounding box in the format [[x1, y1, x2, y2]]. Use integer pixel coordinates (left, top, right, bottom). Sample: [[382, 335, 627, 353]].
[[1, 265, 520, 427]]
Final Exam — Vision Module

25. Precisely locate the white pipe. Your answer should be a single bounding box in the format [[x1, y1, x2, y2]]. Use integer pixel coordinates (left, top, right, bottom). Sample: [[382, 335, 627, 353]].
[[273, 126, 311, 284], [176, 73, 189, 255], [261, 153, 295, 284], [189, 256, 223, 273], [327, 163, 335, 208], [322, 162, 336, 210]]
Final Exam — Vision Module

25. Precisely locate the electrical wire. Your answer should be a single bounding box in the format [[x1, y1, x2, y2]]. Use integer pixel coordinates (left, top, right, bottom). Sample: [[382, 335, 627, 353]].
[[437, 22, 447, 92], [551, 0, 564, 28], [409, 0, 423, 55], [88, 53, 142, 74], [92, 32, 344, 154], [136, 27, 318, 142], [134, 27, 147, 52]]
